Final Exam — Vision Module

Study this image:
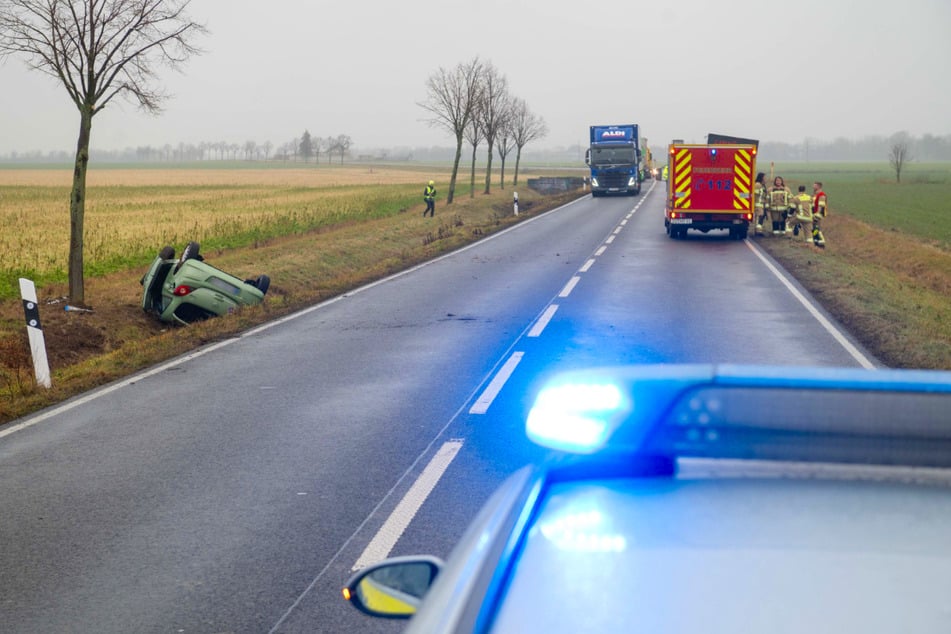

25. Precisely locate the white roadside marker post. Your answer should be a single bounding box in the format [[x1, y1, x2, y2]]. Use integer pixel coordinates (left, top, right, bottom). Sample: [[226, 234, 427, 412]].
[[19, 278, 52, 389], [513, 191, 519, 216]]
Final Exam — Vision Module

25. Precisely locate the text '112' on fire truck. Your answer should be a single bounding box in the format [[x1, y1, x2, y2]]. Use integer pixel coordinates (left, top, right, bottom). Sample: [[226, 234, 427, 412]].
[[664, 141, 758, 240], [585, 124, 642, 197]]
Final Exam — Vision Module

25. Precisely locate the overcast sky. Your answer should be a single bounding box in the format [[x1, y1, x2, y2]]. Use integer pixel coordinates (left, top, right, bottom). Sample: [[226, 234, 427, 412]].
[[2, 0, 950, 155]]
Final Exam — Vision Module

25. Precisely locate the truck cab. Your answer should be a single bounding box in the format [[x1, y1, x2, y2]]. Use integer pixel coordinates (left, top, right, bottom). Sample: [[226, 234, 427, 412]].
[[586, 124, 642, 197]]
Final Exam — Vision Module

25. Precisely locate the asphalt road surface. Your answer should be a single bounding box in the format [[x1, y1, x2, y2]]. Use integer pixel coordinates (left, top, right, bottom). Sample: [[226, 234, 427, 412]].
[[0, 181, 876, 633]]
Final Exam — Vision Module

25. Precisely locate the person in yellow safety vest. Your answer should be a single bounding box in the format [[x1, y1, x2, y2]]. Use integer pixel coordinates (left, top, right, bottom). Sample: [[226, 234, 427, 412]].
[[811, 181, 828, 247], [767, 176, 794, 236], [661, 164, 669, 181], [792, 185, 814, 243], [423, 180, 437, 217], [753, 172, 767, 236]]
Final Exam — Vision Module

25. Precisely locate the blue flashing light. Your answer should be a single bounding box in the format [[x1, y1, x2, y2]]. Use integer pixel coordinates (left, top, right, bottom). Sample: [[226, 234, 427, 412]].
[[526, 382, 627, 453]]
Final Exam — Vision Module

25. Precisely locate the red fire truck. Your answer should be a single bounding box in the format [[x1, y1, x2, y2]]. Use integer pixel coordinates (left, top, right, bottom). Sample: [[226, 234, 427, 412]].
[[664, 142, 758, 240]]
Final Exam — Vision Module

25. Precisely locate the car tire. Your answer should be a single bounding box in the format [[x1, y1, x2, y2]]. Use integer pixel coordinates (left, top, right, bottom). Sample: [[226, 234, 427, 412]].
[[159, 246, 175, 260], [254, 275, 270, 295], [174, 241, 200, 273]]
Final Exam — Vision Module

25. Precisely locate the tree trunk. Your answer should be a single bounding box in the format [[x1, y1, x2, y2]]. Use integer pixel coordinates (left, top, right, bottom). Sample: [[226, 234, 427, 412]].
[[447, 133, 463, 204], [499, 157, 506, 189], [514, 147, 522, 186], [484, 142, 494, 195], [69, 107, 94, 305], [469, 143, 477, 198]]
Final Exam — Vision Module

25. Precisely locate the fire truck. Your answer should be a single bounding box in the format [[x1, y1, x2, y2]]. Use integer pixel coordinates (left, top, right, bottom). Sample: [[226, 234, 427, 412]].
[[664, 141, 758, 240]]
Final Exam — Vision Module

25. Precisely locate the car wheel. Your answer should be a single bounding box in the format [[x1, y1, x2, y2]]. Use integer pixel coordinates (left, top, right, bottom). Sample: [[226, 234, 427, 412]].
[[174, 241, 200, 273], [254, 275, 270, 295], [159, 246, 175, 260]]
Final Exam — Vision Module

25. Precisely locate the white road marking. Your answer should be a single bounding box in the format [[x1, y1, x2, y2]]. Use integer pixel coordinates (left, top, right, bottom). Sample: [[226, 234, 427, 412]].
[[580, 258, 595, 273], [351, 440, 463, 571], [469, 351, 524, 414], [620, 219, 628, 226], [605, 235, 616, 244], [745, 241, 877, 369], [595, 246, 607, 256], [559, 276, 581, 298], [528, 305, 559, 337], [613, 226, 623, 235]]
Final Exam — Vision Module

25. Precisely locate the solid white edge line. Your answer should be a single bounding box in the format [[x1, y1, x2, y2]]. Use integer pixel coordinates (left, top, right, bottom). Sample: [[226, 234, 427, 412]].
[[469, 351, 524, 414], [744, 240, 877, 369], [528, 305, 559, 337], [558, 276, 581, 298], [579, 258, 595, 273], [351, 439, 464, 571], [2, 195, 592, 441]]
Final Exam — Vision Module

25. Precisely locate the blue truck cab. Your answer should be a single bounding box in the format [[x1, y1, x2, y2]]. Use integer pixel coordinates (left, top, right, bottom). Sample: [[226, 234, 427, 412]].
[[585, 124, 642, 197]]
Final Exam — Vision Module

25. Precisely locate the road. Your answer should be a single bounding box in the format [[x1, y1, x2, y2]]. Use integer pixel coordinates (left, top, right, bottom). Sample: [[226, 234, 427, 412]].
[[0, 180, 875, 633]]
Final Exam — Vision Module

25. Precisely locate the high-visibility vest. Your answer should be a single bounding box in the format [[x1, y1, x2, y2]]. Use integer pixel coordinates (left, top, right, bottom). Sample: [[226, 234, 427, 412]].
[[795, 193, 813, 220], [768, 186, 791, 209], [424, 185, 436, 201], [813, 191, 827, 216], [754, 182, 766, 209]]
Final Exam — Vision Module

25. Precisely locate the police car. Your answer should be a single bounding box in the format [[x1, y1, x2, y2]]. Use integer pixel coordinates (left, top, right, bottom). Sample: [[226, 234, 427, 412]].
[[344, 364, 951, 633]]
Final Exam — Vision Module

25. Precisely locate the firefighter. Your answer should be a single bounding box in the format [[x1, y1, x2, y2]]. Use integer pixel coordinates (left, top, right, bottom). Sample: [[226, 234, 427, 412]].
[[423, 180, 437, 217], [812, 181, 827, 247], [793, 185, 814, 243], [753, 172, 767, 236], [767, 176, 793, 236], [661, 164, 669, 181]]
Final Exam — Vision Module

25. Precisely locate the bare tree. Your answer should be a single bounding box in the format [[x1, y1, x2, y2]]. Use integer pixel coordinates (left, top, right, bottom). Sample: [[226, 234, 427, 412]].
[[464, 105, 484, 198], [262, 140, 273, 161], [477, 62, 510, 195], [888, 132, 913, 183], [496, 122, 516, 189], [334, 134, 352, 164], [0, 0, 205, 304], [418, 56, 483, 204], [243, 140, 256, 160], [510, 98, 547, 187]]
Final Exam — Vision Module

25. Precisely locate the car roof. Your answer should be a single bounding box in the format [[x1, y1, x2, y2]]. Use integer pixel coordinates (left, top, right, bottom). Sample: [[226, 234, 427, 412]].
[[406, 365, 951, 633], [488, 467, 951, 633]]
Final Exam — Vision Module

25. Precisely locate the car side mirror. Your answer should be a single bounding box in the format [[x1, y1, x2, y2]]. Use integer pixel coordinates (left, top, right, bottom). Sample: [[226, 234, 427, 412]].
[[342, 556, 443, 619]]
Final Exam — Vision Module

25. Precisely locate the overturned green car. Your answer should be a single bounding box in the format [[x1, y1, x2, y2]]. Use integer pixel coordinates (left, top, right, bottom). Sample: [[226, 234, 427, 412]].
[[140, 242, 270, 325]]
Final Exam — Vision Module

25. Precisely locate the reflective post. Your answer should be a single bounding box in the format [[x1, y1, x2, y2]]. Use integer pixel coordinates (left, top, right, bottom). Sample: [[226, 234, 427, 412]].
[[19, 278, 51, 388]]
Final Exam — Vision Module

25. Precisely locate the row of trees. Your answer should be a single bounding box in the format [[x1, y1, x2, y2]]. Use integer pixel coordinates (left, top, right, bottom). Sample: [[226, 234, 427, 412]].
[[294, 132, 352, 164], [418, 57, 548, 204]]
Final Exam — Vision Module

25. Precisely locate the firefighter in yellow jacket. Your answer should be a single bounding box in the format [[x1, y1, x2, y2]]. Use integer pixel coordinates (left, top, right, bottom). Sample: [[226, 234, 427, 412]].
[[792, 185, 814, 243], [767, 176, 793, 236], [753, 172, 767, 236]]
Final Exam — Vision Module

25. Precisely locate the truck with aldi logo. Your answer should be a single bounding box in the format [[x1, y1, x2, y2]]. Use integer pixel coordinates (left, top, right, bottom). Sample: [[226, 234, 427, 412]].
[[664, 141, 758, 240], [585, 124, 642, 197]]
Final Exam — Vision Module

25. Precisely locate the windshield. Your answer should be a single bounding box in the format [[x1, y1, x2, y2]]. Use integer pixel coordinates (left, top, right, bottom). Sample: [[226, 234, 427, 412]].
[[590, 146, 636, 165]]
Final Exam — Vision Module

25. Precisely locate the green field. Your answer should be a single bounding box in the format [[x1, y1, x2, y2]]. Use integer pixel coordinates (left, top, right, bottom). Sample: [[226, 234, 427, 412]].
[[763, 162, 951, 248]]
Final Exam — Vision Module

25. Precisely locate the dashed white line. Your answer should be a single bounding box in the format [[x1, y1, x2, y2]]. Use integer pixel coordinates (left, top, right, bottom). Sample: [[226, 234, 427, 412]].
[[559, 276, 581, 298], [613, 226, 623, 235], [595, 246, 607, 256], [529, 305, 559, 337], [580, 258, 596, 273], [605, 235, 616, 244], [469, 352, 525, 414], [351, 440, 464, 571]]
